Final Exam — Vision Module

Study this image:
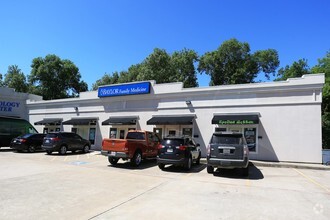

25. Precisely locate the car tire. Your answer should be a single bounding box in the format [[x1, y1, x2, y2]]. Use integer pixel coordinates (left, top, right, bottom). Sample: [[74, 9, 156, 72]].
[[158, 163, 165, 170], [59, 145, 67, 155], [108, 157, 119, 165], [82, 145, 90, 154], [242, 167, 249, 177], [131, 151, 142, 167], [185, 156, 192, 170], [46, 150, 52, 155], [207, 165, 214, 174], [196, 153, 201, 165], [28, 145, 36, 153]]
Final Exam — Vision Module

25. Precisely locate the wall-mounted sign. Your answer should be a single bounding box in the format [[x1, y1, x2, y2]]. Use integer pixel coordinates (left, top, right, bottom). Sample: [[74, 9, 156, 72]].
[[218, 120, 255, 125], [0, 101, 20, 112], [98, 82, 151, 97]]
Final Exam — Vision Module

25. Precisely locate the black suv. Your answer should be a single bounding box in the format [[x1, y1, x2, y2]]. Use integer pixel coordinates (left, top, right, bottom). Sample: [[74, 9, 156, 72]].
[[10, 133, 46, 153], [42, 132, 91, 155], [207, 132, 249, 176], [157, 136, 201, 170]]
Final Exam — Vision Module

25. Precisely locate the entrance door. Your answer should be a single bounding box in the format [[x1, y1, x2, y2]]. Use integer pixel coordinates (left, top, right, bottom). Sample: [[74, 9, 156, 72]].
[[153, 128, 163, 139], [89, 128, 96, 145]]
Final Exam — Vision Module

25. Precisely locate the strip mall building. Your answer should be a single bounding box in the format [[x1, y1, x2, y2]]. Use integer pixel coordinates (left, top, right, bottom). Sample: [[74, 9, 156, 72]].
[[0, 74, 325, 163]]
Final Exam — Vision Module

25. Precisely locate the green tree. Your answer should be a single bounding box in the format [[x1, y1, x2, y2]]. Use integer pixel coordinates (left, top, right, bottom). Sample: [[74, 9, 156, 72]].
[[136, 48, 175, 84], [171, 48, 199, 88], [276, 59, 311, 81], [198, 38, 280, 85], [29, 54, 88, 100], [92, 72, 120, 90], [3, 65, 29, 92], [311, 51, 330, 149], [0, 73, 4, 87]]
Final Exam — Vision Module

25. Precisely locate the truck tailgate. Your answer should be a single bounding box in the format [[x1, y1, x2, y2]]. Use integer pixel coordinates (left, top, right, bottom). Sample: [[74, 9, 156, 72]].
[[102, 139, 128, 152]]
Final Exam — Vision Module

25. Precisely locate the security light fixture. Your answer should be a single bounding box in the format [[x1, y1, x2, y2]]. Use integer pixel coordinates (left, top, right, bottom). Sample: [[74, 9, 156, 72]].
[[185, 100, 191, 105]]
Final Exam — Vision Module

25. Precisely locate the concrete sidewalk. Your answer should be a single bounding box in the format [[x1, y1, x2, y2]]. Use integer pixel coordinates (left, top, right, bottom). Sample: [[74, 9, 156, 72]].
[[200, 158, 330, 170], [250, 160, 330, 170]]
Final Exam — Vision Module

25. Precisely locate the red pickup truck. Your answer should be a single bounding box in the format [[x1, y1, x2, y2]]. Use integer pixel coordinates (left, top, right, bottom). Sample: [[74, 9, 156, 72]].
[[101, 130, 161, 166]]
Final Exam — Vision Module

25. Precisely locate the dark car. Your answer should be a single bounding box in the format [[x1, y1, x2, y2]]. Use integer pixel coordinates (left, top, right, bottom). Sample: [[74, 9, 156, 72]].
[[10, 133, 46, 153], [206, 132, 249, 176], [42, 132, 91, 155], [157, 136, 201, 170]]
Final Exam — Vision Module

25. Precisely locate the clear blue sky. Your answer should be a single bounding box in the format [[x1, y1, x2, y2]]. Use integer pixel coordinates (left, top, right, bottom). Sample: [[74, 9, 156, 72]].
[[0, 0, 329, 89]]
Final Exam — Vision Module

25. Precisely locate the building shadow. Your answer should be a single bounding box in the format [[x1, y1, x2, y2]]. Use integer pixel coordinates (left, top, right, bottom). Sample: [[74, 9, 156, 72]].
[[212, 163, 264, 180]]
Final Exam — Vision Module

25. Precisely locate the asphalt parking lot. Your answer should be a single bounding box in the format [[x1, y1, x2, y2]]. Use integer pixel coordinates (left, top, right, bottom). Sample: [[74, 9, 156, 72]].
[[0, 148, 329, 220]]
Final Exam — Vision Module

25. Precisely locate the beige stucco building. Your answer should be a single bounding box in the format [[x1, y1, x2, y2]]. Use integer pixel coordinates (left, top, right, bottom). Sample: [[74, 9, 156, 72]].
[[0, 74, 325, 163]]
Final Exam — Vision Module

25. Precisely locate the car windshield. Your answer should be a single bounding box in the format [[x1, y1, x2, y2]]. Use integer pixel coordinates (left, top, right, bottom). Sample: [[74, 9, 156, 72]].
[[211, 135, 243, 145], [162, 139, 184, 146]]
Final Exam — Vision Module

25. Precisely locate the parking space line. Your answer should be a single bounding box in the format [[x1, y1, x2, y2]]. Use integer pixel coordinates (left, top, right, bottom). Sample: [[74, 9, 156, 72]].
[[76, 155, 80, 160], [245, 179, 251, 187], [293, 168, 330, 193], [64, 156, 68, 161], [50, 156, 57, 162]]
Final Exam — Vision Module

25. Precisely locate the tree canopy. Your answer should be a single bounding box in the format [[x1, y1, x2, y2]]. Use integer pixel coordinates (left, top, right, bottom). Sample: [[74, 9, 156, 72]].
[[29, 54, 88, 100], [276, 59, 310, 81], [2, 65, 29, 93], [198, 38, 280, 86], [92, 48, 199, 90]]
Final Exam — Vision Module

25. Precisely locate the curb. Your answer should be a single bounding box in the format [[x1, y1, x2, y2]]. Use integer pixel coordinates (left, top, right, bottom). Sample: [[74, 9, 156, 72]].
[[250, 160, 330, 170], [200, 158, 330, 170]]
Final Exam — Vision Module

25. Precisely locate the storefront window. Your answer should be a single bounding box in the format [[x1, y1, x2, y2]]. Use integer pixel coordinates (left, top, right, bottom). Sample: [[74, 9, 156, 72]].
[[110, 128, 117, 139], [244, 128, 256, 152], [119, 130, 125, 139], [168, 130, 176, 136], [182, 128, 192, 137]]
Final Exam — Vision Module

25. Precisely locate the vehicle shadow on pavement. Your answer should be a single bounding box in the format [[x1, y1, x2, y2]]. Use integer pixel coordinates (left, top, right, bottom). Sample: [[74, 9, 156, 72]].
[[159, 164, 206, 173], [0, 148, 14, 152], [212, 163, 264, 180], [107, 159, 158, 170]]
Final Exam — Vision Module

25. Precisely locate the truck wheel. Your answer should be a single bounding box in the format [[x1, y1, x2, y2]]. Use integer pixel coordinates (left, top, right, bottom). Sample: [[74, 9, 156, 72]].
[[207, 165, 214, 174], [185, 156, 192, 170], [158, 163, 165, 170], [131, 151, 142, 167], [242, 167, 249, 177], [196, 153, 201, 165], [108, 157, 119, 165]]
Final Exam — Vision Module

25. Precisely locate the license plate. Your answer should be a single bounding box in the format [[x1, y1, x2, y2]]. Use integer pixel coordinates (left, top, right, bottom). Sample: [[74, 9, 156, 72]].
[[167, 148, 173, 153], [110, 151, 116, 156], [223, 149, 231, 154], [45, 140, 50, 143]]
